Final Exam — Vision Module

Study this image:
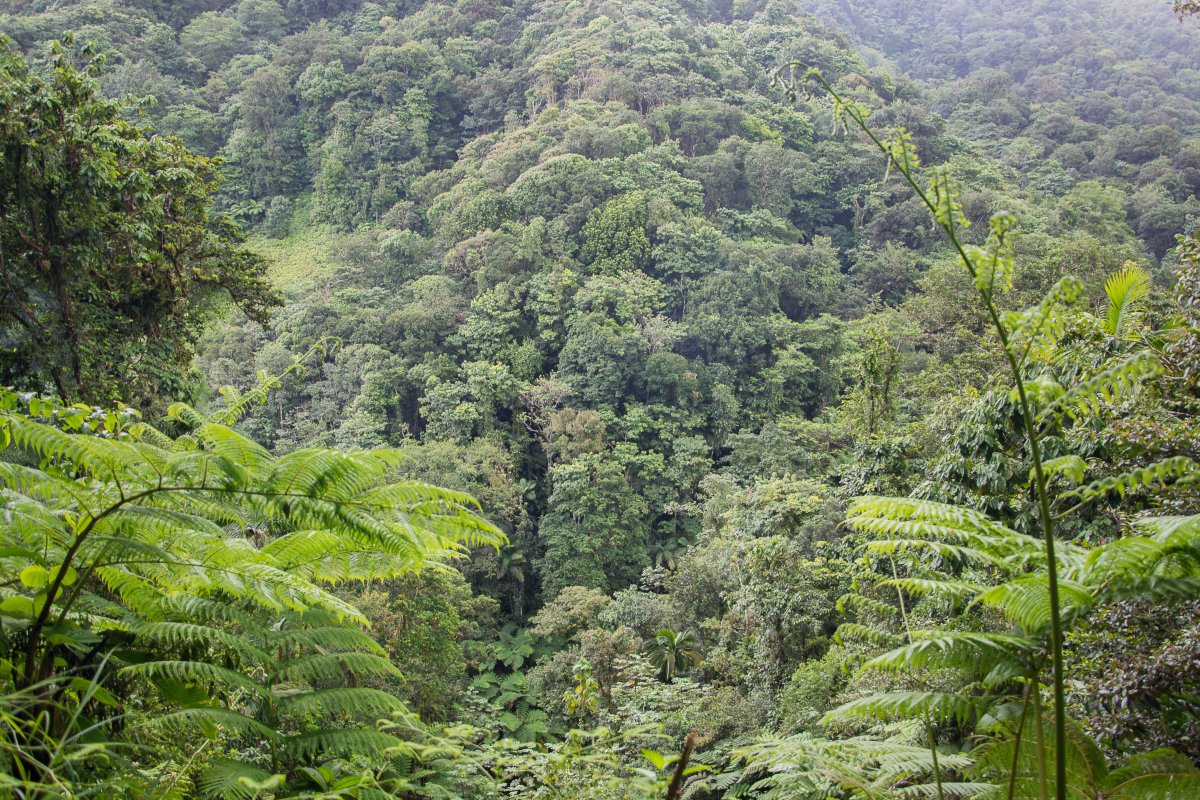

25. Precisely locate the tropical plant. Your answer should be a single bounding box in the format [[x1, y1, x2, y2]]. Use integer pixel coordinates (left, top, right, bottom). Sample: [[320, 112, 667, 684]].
[[644, 629, 703, 684], [775, 64, 1197, 800], [470, 668, 554, 743], [1102, 263, 1154, 338], [650, 537, 689, 571], [731, 724, 978, 800], [0, 382, 502, 792], [832, 499, 1200, 781]]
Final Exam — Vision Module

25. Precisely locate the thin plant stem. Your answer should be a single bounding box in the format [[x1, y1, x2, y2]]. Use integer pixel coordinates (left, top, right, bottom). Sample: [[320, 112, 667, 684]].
[[783, 65, 1069, 800]]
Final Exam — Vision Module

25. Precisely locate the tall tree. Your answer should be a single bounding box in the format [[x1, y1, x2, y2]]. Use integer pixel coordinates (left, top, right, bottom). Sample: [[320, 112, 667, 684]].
[[0, 38, 278, 406]]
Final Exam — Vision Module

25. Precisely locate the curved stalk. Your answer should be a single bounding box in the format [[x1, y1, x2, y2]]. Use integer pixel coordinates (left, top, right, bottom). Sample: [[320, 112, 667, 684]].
[[783, 66, 1069, 800]]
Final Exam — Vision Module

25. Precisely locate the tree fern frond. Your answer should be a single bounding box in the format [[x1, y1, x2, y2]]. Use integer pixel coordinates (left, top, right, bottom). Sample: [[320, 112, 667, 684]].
[[284, 728, 403, 761], [147, 708, 276, 740], [191, 424, 273, 472], [1105, 748, 1200, 800], [122, 661, 267, 698], [893, 782, 993, 799], [1139, 515, 1200, 545], [197, 759, 281, 800], [1036, 350, 1160, 423], [167, 403, 208, 429], [276, 652, 400, 684], [972, 718, 1108, 799], [864, 538, 1006, 568], [974, 575, 1095, 635], [1005, 276, 1087, 362], [860, 631, 1037, 676], [834, 622, 906, 647], [264, 624, 387, 656], [848, 496, 1024, 540], [128, 422, 178, 451], [1040, 455, 1088, 486], [881, 577, 985, 601], [838, 592, 902, 619], [826, 691, 984, 727], [132, 622, 271, 664], [277, 688, 406, 719]]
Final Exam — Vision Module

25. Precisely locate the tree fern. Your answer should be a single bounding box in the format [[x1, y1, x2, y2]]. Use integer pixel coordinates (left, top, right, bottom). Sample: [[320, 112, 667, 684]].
[[0, 384, 504, 793]]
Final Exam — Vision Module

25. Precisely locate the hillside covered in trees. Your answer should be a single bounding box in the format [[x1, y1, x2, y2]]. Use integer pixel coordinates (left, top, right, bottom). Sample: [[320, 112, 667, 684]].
[[3, 0, 1200, 797]]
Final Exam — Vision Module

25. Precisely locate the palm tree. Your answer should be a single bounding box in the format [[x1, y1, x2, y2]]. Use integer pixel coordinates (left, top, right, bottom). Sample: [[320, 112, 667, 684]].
[[645, 629, 703, 683], [650, 536, 688, 571], [496, 547, 527, 614], [1102, 262, 1152, 337]]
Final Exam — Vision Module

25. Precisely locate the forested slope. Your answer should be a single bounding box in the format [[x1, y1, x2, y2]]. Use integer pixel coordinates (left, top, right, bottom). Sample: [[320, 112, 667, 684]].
[[3, 0, 1200, 796]]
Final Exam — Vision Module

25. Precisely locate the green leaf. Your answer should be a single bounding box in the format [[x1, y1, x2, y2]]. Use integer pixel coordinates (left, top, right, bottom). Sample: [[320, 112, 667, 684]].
[[0, 596, 35, 617], [642, 749, 667, 771], [19, 565, 48, 589]]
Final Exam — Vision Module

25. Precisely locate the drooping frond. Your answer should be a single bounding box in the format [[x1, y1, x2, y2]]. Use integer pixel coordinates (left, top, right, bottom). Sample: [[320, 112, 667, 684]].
[[826, 691, 985, 727], [880, 577, 984, 602], [1036, 350, 1160, 423], [284, 728, 404, 761], [122, 661, 269, 699], [974, 575, 1096, 635], [196, 759, 281, 800], [263, 624, 387, 656], [276, 652, 401, 684], [859, 631, 1037, 677], [833, 621, 906, 648], [146, 708, 276, 740], [131, 622, 271, 665], [894, 782, 994, 799], [1104, 748, 1200, 800], [277, 687, 406, 718]]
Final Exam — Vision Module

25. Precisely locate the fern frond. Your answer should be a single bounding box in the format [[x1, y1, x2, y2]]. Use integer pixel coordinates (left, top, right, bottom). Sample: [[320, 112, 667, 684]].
[[1004, 276, 1086, 363], [277, 688, 406, 719], [825, 691, 984, 726], [1105, 748, 1200, 799], [880, 577, 984, 601], [860, 631, 1037, 676], [893, 782, 993, 799], [122, 661, 267, 699], [147, 708, 276, 740], [276, 652, 400, 683], [834, 622, 906, 647], [863, 538, 1005, 568], [284, 728, 403, 760], [974, 575, 1095, 635], [264, 624, 387, 656], [972, 718, 1107, 799], [197, 759, 281, 800], [1040, 455, 1088, 486], [1036, 350, 1160, 423], [131, 622, 271, 665]]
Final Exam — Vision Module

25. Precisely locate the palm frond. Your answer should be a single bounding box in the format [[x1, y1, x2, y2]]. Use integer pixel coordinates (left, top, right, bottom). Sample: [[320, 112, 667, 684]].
[[1102, 263, 1152, 337]]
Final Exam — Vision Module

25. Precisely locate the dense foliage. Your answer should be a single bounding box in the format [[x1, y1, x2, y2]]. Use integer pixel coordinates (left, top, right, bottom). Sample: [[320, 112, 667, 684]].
[[0, 39, 278, 408], [2, 0, 1200, 797]]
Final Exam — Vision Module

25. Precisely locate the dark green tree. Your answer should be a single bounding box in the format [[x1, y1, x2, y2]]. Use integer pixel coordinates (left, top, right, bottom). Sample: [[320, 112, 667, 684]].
[[0, 39, 278, 406]]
